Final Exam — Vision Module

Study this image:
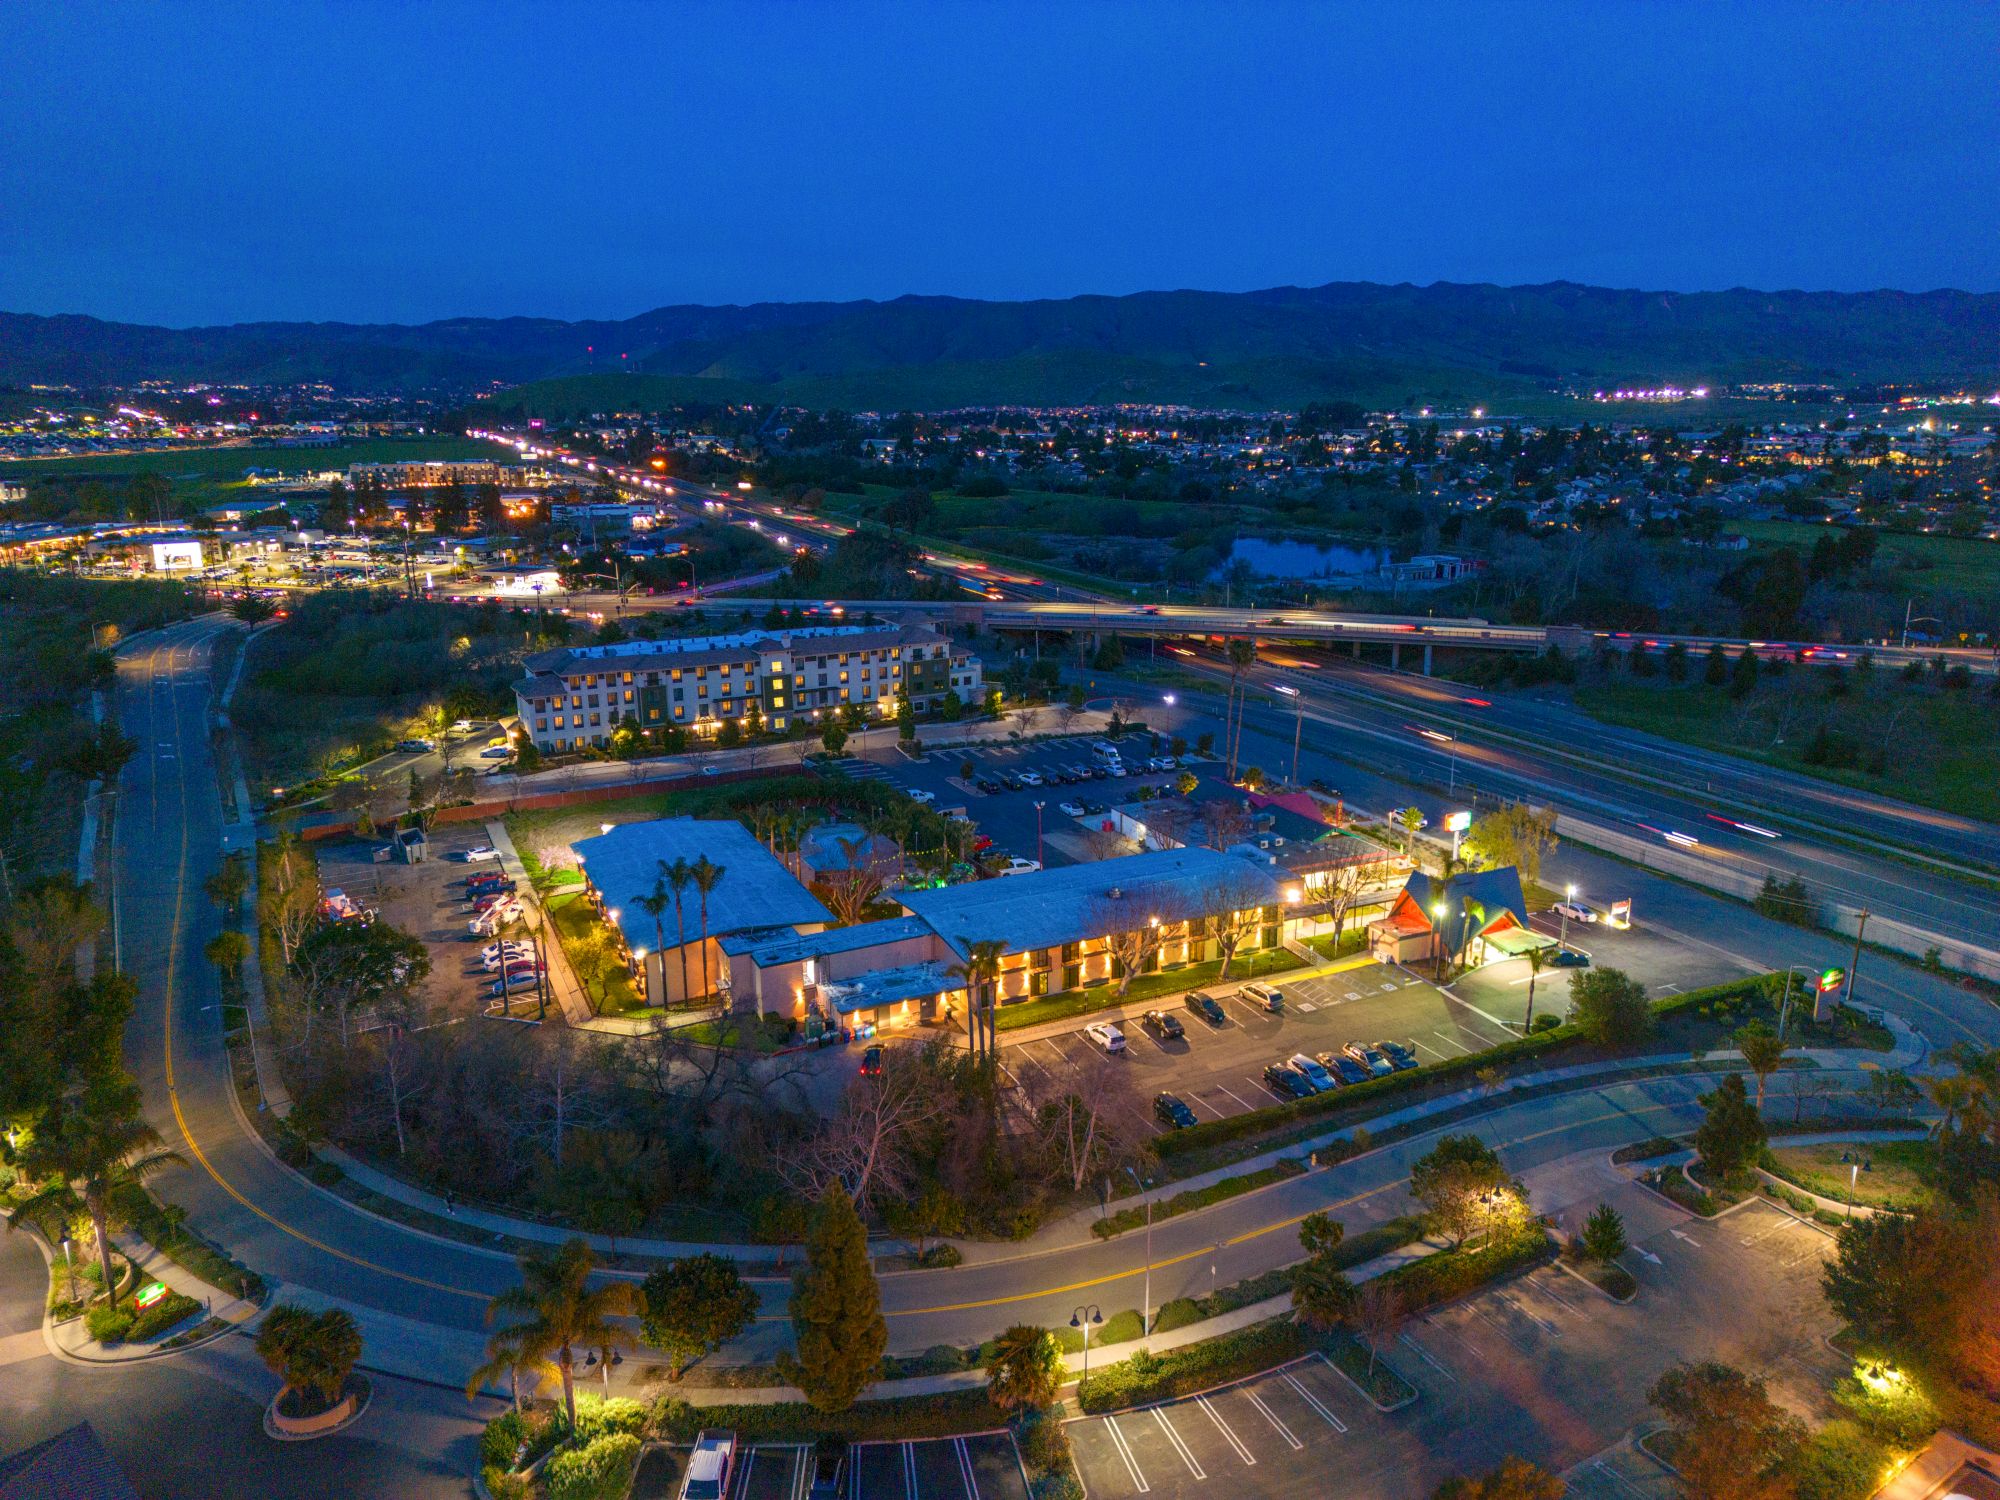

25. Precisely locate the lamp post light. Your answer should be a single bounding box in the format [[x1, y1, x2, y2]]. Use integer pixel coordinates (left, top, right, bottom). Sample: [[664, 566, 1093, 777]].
[[1034, 800, 1045, 869], [1069, 1305, 1104, 1384], [60, 1233, 76, 1303], [1776, 963, 1818, 1041], [1126, 1166, 1154, 1344], [1560, 883, 1576, 950], [1432, 901, 1449, 980]]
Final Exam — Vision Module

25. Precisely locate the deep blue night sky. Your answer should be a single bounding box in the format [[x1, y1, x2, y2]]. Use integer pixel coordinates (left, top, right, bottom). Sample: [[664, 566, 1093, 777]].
[[8, 1, 1999, 326]]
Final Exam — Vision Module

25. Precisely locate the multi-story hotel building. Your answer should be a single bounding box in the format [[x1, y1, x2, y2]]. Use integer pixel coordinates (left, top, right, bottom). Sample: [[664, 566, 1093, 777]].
[[513, 623, 984, 753]]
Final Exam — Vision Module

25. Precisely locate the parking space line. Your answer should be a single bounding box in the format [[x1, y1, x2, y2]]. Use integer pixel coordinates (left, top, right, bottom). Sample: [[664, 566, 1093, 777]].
[[1189, 1092, 1228, 1119], [1240, 1390, 1303, 1450], [1398, 1331, 1456, 1382], [1151, 1409, 1206, 1478], [1431, 1030, 1471, 1054], [1286, 1369, 1348, 1432], [1214, 1084, 1256, 1112], [1411, 1037, 1450, 1060], [1102, 1417, 1150, 1493], [954, 1438, 978, 1500], [1249, 1076, 1288, 1101], [903, 1441, 918, 1500], [1197, 1396, 1256, 1465], [732, 1447, 755, 1500], [790, 1447, 810, 1500]]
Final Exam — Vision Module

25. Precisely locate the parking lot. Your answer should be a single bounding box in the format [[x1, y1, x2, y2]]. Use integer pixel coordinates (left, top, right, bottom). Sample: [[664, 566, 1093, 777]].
[[628, 1432, 1031, 1500], [1449, 905, 1744, 1027], [1001, 959, 1514, 1133], [847, 734, 1189, 869], [311, 820, 526, 1019], [1068, 1192, 1845, 1499]]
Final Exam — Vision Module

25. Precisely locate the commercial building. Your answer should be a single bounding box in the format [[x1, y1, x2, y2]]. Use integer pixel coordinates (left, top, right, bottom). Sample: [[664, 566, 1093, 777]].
[[1367, 867, 1551, 968], [570, 818, 1289, 1034], [513, 622, 983, 753], [346, 459, 512, 489]]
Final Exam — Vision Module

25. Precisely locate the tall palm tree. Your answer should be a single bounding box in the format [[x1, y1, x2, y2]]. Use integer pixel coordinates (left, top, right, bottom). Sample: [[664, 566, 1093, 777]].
[[632, 880, 670, 1004], [465, 1322, 560, 1414], [482, 1237, 638, 1435], [946, 939, 1005, 1063], [690, 856, 726, 1001], [1925, 1073, 1977, 1138], [660, 857, 694, 1004], [20, 1079, 184, 1311], [1521, 945, 1551, 1033], [1225, 638, 1257, 778]]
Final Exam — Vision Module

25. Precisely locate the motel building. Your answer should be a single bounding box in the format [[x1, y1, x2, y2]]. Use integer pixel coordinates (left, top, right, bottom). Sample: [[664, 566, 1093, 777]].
[[570, 818, 1299, 1036], [514, 623, 983, 756], [1366, 867, 1553, 970]]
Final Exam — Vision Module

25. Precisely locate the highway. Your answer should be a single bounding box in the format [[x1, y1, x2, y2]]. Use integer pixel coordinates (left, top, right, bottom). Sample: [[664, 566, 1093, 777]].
[[102, 617, 1998, 1395]]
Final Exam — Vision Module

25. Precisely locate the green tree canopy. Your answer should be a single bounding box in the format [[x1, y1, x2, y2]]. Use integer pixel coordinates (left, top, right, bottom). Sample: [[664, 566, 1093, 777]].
[[784, 1188, 886, 1413], [1694, 1074, 1766, 1181], [985, 1324, 1063, 1413], [1432, 1456, 1568, 1500], [1569, 968, 1652, 1046], [640, 1253, 758, 1380], [1648, 1361, 1806, 1500]]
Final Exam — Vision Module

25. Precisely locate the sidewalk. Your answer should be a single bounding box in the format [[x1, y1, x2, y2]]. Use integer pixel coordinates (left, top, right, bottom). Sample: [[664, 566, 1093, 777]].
[[487, 820, 593, 1027], [41, 1225, 260, 1367]]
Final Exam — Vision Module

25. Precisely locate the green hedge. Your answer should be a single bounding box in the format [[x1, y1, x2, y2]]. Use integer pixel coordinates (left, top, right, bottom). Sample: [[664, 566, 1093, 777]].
[[1155, 976, 1772, 1159], [1094, 1158, 1304, 1238], [1076, 1319, 1309, 1413], [650, 1389, 1008, 1444], [1376, 1231, 1550, 1314], [111, 1183, 266, 1303], [544, 1432, 641, 1500], [1324, 1333, 1418, 1407]]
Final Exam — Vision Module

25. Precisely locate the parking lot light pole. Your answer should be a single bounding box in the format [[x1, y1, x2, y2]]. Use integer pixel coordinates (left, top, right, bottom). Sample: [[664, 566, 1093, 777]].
[[1126, 1166, 1154, 1344], [1033, 800, 1045, 868], [1560, 884, 1575, 950], [1070, 1304, 1103, 1384]]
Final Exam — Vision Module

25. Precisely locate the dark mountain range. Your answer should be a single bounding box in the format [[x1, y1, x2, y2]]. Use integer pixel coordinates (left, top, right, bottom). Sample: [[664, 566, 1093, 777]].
[[4, 281, 1995, 410]]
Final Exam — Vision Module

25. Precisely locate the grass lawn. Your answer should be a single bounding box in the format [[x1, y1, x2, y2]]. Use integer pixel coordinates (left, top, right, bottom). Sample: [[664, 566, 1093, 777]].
[[546, 890, 646, 1016], [994, 946, 1304, 1031], [1765, 1138, 1938, 1211], [3, 435, 498, 486], [1735, 519, 2000, 597], [1571, 678, 2000, 823], [1301, 928, 1368, 961]]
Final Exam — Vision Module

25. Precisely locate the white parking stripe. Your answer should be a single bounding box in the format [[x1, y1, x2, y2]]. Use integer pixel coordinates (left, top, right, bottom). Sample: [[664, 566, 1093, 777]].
[[1241, 1390, 1302, 1450], [905, 1441, 920, 1500], [1398, 1331, 1457, 1382], [1214, 1085, 1257, 1113], [1151, 1408, 1206, 1477], [1101, 1417, 1150, 1493], [1411, 1037, 1449, 1060], [954, 1437, 978, 1500], [1190, 1092, 1227, 1118], [1198, 1395, 1256, 1464], [792, 1447, 810, 1500], [1286, 1370, 1348, 1432], [1431, 1030, 1471, 1054]]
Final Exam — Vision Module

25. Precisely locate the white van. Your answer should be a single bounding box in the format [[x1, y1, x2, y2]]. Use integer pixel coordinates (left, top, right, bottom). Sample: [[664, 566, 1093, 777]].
[[1239, 981, 1284, 1012]]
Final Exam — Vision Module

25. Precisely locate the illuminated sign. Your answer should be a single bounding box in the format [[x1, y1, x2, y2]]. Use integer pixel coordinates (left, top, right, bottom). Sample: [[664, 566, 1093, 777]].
[[134, 1281, 168, 1308], [1444, 811, 1471, 833], [1817, 968, 1846, 993]]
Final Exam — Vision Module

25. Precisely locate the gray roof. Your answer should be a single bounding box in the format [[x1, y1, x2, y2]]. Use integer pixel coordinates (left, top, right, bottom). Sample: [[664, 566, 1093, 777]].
[[900, 847, 1284, 959], [821, 958, 960, 1015], [0, 1424, 140, 1500], [573, 819, 832, 953], [731, 915, 932, 969]]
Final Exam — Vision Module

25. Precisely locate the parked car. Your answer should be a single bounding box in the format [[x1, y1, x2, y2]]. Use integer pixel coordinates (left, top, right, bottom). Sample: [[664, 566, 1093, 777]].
[[1081, 799, 1108, 816], [682, 1430, 738, 1500], [995, 856, 1041, 877], [478, 744, 513, 759], [1552, 949, 1592, 968], [1057, 800, 1086, 818], [1378, 1040, 1421, 1071], [1288, 1053, 1337, 1092], [1154, 1093, 1198, 1129], [1316, 1052, 1373, 1086], [459, 844, 500, 863], [1084, 1021, 1127, 1054], [1000, 771, 1025, 791], [466, 873, 514, 893], [859, 1046, 882, 1077], [1041, 768, 1069, 785], [977, 778, 1003, 794], [808, 1437, 848, 1500], [1263, 1062, 1315, 1100], [1140, 1009, 1185, 1041], [481, 948, 538, 972], [491, 966, 541, 994], [1069, 763, 1099, 781], [1342, 1042, 1395, 1077], [1239, 981, 1284, 1012], [450, 719, 478, 735], [1185, 990, 1227, 1026], [469, 891, 512, 915], [478, 939, 532, 963], [907, 788, 935, 804], [468, 899, 523, 936], [1551, 901, 1596, 924], [1018, 770, 1043, 787], [396, 738, 434, 754]]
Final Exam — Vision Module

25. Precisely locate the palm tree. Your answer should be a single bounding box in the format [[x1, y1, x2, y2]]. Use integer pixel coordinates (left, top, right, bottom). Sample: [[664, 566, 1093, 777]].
[[984, 1324, 1061, 1413], [466, 1322, 559, 1414], [483, 1237, 638, 1436], [256, 1303, 363, 1412], [661, 857, 694, 1003], [20, 1079, 184, 1310], [632, 879, 670, 1003], [1224, 638, 1256, 778], [946, 939, 1005, 1063], [1521, 945, 1551, 1033], [1925, 1073, 1977, 1138], [690, 856, 726, 1001]]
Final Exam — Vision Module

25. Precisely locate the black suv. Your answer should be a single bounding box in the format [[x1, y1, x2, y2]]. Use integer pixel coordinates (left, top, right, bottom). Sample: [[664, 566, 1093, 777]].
[[1185, 991, 1227, 1026], [1153, 1093, 1198, 1129], [1263, 1062, 1315, 1100]]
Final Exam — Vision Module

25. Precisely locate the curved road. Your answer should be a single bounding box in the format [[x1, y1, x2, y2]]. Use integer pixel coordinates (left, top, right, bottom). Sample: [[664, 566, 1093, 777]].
[[114, 619, 2000, 1378]]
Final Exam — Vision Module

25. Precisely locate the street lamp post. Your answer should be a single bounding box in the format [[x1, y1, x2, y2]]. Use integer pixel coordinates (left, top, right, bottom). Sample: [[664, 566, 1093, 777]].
[[1069, 1304, 1103, 1384], [1560, 883, 1575, 951], [1033, 800, 1045, 869], [1126, 1166, 1154, 1345], [1776, 963, 1818, 1041], [1432, 901, 1449, 981], [1290, 699, 1304, 786]]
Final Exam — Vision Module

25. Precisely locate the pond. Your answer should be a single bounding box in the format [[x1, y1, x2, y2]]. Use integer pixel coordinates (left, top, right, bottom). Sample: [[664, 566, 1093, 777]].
[[1220, 537, 1388, 579]]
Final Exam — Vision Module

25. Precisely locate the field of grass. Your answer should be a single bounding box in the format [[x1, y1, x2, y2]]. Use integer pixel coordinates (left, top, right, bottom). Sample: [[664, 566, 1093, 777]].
[[1572, 677, 2000, 823], [546, 889, 645, 1015], [1765, 1139, 1937, 1211], [1734, 519, 2000, 597], [0, 434, 499, 483]]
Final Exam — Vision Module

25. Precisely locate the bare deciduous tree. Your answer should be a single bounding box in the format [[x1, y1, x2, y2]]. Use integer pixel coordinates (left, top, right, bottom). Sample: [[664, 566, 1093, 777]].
[[775, 1041, 954, 1208], [1022, 1047, 1150, 1193]]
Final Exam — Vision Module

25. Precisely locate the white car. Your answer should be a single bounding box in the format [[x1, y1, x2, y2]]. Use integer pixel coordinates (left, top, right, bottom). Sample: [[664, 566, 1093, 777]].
[[460, 844, 500, 863], [1057, 801, 1086, 818], [1017, 770, 1043, 786], [478, 744, 513, 760], [1084, 1021, 1127, 1054], [1552, 901, 1597, 924], [468, 899, 523, 936], [451, 719, 478, 734], [481, 946, 537, 971], [996, 856, 1041, 877], [908, 788, 935, 804], [491, 967, 541, 994]]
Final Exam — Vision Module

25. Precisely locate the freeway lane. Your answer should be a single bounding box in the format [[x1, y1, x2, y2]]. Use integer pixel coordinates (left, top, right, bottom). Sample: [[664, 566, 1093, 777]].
[[106, 619, 1999, 1379]]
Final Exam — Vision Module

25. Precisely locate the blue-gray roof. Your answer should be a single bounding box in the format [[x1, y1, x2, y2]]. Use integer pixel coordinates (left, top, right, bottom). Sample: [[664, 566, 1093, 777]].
[[573, 819, 832, 953], [900, 847, 1283, 959], [731, 915, 931, 969], [820, 959, 960, 1015]]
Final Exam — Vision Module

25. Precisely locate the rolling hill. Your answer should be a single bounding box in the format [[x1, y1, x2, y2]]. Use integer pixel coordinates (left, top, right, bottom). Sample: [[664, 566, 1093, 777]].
[[5, 281, 1996, 410]]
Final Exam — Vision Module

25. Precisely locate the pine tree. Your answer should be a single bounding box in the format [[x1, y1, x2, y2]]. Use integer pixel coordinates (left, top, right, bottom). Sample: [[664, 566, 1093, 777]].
[[1581, 1202, 1627, 1262], [784, 1188, 886, 1413], [1695, 1073, 1767, 1181]]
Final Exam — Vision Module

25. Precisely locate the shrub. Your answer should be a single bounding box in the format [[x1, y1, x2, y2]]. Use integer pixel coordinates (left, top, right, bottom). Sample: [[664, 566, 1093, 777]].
[[479, 1409, 531, 1470], [1076, 1319, 1307, 1412], [1833, 1372, 1939, 1448], [85, 1303, 134, 1344], [543, 1431, 641, 1500], [125, 1290, 201, 1342], [915, 1244, 962, 1268], [569, 1393, 647, 1445], [481, 1466, 533, 1500], [1381, 1230, 1548, 1314], [1153, 1298, 1204, 1334], [1789, 1419, 1894, 1500], [649, 1391, 1007, 1444]]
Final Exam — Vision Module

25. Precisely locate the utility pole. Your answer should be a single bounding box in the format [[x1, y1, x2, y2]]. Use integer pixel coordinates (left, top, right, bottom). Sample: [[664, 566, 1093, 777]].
[[1290, 700, 1304, 786], [1841, 909, 1869, 1022]]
